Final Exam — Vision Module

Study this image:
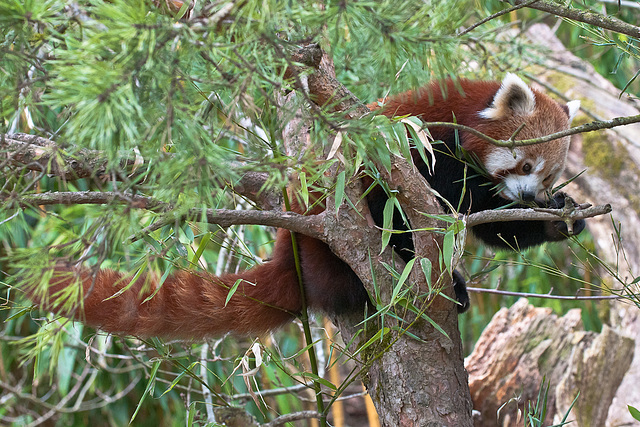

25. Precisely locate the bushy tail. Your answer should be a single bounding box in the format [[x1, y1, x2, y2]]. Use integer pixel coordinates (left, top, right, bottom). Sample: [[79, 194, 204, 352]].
[[29, 245, 303, 339]]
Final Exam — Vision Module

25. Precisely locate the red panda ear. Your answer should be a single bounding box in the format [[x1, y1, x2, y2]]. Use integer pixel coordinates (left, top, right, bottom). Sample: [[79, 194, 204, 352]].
[[479, 73, 536, 120], [565, 100, 580, 123]]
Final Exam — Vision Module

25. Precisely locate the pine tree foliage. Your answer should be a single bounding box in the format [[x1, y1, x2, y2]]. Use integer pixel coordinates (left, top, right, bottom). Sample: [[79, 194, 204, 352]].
[[1, 0, 637, 425], [0, 0, 480, 423], [1, 0, 472, 270]]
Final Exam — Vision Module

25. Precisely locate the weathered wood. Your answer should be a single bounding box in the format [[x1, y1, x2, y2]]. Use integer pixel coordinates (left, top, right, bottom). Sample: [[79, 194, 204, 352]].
[[466, 299, 634, 426], [524, 23, 640, 426]]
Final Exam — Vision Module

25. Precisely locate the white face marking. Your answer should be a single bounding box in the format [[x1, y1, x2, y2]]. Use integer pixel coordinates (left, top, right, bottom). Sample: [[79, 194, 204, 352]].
[[502, 174, 545, 201], [566, 100, 580, 122], [499, 156, 553, 201], [485, 148, 565, 202], [533, 158, 545, 174], [484, 148, 518, 176]]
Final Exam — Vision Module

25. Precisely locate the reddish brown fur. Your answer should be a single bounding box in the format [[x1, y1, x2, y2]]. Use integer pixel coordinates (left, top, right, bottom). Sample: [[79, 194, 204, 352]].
[[369, 79, 571, 164], [33, 229, 304, 339], [32, 77, 573, 339], [30, 195, 351, 339], [368, 80, 500, 159]]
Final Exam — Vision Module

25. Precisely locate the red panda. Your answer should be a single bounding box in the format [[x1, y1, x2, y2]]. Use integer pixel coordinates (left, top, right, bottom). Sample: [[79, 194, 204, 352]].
[[29, 74, 584, 339]]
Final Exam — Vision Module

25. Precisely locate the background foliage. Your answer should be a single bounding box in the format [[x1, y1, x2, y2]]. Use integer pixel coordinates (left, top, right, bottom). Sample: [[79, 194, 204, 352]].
[[0, 0, 637, 425]]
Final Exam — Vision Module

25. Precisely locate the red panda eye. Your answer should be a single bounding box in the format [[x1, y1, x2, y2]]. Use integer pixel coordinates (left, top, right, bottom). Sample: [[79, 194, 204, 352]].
[[522, 163, 532, 174]]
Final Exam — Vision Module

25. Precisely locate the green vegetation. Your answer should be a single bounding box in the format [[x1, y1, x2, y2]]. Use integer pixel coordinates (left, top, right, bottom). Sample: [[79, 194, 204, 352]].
[[1, 0, 638, 425]]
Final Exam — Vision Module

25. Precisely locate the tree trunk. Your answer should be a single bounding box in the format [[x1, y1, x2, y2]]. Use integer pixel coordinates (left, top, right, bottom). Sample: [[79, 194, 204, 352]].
[[283, 48, 474, 425]]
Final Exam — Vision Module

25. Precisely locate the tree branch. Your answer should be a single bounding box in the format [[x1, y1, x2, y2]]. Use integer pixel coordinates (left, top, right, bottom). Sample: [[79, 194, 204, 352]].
[[1, 133, 282, 210], [466, 286, 623, 300], [1, 133, 117, 179], [262, 411, 321, 427], [458, 0, 540, 36], [501, 0, 640, 38], [282, 43, 371, 120], [1, 191, 323, 239], [419, 113, 640, 148], [465, 203, 612, 228]]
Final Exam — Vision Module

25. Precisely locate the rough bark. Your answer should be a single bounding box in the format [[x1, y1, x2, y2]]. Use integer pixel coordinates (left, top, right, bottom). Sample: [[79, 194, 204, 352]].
[[328, 156, 472, 427], [282, 46, 473, 426], [522, 24, 640, 426], [466, 299, 634, 427], [502, 0, 640, 39]]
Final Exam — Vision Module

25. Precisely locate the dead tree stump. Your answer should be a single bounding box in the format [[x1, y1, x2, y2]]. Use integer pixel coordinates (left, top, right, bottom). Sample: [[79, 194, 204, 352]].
[[466, 299, 634, 427]]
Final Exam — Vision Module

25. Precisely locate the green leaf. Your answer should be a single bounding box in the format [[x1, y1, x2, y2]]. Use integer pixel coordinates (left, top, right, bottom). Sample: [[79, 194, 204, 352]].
[[335, 170, 346, 213], [420, 258, 432, 290], [558, 392, 579, 424], [392, 258, 416, 302], [225, 279, 244, 306], [57, 326, 81, 395], [392, 122, 411, 160], [353, 327, 391, 357], [160, 361, 200, 397], [130, 359, 161, 424], [420, 312, 450, 339], [629, 405, 640, 421], [6, 307, 31, 321], [187, 402, 197, 426], [553, 169, 586, 193], [395, 298, 450, 340], [292, 372, 337, 390], [142, 265, 173, 303], [300, 171, 309, 208], [381, 197, 395, 251], [442, 229, 455, 274], [182, 224, 195, 242], [105, 261, 148, 301], [191, 232, 212, 266], [402, 117, 435, 173], [174, 0, 192, 19]]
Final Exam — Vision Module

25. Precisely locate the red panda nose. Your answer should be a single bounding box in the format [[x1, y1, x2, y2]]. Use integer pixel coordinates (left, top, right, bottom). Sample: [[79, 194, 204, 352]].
[[520, 191, 537, 202]]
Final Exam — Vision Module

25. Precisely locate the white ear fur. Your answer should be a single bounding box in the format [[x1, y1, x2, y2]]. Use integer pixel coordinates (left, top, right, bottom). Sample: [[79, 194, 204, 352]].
[[566, 100, 580, 123], [479, 73, 536, 120]]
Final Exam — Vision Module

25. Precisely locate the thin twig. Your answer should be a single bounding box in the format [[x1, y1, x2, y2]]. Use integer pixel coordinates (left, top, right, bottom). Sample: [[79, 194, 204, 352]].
[[0, 375, 141, 415], [458, 0, 540, 36], [465, 203, 612, 227], [467, 286, 624, 300], [262, 411, 321, 427], [594, 0, 640, 10], [1, 191, 324, 239], [501, 0, 640, 38]]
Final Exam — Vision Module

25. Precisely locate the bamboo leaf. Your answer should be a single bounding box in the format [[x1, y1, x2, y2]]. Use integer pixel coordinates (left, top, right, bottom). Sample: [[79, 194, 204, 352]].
[[130, 359, 161, 424], [225, 279, 244, 306], [381, 197, 395, 251], [300, 171, 309, 208], [335, 170, 346, 213], [392, 258, 416, 302], [191, 232, 212, 266]]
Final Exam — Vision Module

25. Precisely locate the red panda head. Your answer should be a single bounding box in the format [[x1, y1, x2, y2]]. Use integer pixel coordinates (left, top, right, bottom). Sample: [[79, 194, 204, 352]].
[[470, 74, 580, 202]]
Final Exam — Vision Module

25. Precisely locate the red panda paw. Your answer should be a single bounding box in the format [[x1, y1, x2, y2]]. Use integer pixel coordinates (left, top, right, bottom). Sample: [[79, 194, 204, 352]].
[[544, 192, 586, 239], [453, 270, 470, 314]]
